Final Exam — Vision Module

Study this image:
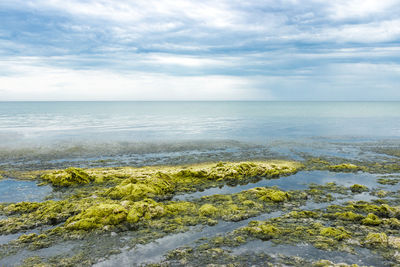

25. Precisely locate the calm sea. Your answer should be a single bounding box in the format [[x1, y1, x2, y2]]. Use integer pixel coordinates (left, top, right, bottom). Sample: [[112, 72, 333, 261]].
[[0, 101, 399, 170]]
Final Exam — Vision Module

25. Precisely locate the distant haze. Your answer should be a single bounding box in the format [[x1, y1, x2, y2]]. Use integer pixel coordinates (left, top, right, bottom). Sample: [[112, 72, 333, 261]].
[[0, 0, 399, 100]]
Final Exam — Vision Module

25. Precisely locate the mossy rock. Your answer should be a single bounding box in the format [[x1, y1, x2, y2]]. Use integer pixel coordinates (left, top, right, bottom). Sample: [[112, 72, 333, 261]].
[[65, 203, 127, 230], [334, 211, 364, 221], [127, 199, 166, 223], [377, 178, 399, 185], [244, 222, 281, 240], [41, 167, 93, 187], [248, 187, 290, 202], [328, 164, 360, 172], [199, 204, 219, 217], [289, 210, 319, 219], [319, 227, 351, 240], [107, 176, 174, 201], [364, 232, 388, 247], [349, 184, 368, 193], [361, 213, 382, 226]]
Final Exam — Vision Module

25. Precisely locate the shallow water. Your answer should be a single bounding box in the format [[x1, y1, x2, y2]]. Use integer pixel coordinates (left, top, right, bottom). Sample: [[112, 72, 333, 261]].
[[0, 179, 52, 203], [173, 171, 396, 201], [231, 240, 387, 266]]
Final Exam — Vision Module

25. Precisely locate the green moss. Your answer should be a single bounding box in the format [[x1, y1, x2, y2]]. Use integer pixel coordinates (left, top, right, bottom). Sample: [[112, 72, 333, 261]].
[[41, 167, 93, 187], [106, 176, 175, 201], [288, 210, 319, 219], [364, 232, 388, 246], [312, 260, 359, 267], [3, 201, 41, 215], [384, 218, 400, 229], [328, 164, 360, 172], [334, 211, 364, 221], [361, 213, 382, 226], [65, 203, 127, 230], [349, 184, 368, 193], [199, 204, 219, 217], [248, 187, 290, 202], [126, 199, 166, 223], [377, 178, 399, 185], [353, 203, 400, 218], [244, 222, 281, 240], [319, 227, 351, 240], [374, 190, 389, 198]]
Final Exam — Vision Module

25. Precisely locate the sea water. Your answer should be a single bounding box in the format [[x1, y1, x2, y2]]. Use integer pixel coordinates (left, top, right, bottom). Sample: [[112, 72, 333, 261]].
[[1, 101, 399, 171]]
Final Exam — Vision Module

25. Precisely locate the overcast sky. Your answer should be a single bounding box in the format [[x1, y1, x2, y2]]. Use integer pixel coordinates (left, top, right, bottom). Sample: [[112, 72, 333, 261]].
[[0, 0, 399, 100]]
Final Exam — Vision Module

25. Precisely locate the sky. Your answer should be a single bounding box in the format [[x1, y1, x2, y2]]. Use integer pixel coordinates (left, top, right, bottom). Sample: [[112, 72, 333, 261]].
[[0, 0, 399, 101]]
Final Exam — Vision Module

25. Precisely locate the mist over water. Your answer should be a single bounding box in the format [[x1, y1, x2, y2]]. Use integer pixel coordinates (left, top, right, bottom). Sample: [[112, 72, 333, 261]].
[[1, 101, 399, 170]]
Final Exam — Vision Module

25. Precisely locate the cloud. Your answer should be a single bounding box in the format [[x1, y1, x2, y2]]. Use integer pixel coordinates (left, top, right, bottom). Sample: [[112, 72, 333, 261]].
[[0, 58, 270, 100], [0, 0, 399, 100]]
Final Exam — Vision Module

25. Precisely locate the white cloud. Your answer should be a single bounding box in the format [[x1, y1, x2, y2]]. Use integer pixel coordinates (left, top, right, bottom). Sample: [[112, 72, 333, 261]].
[[0, 59, 269, 100], [327, 0, 399, 20]]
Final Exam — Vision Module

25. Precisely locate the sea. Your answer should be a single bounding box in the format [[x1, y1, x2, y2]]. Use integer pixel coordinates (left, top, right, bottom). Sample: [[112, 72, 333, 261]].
[[0, 101, 399, 171]]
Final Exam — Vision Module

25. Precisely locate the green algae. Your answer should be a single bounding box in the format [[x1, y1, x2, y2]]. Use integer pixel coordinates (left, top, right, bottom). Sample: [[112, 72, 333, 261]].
[[349, 184, 368, 193], [106, 174, 175, 201], [183, 199, 400, 265], [328, 164, 361, 172], [361, 213, 382, 226], [41, 167, 93, 187], [377, 178, 400, 185], [243, 221, 281, 240], [333, 211, 364, 221], [319, 227, 351, 241], [312, 260, 360, 267], [199, 204, 218, 217], [3, 158, 400, 266], [364, 232, 388, 246], [65, 203, 128, 230], [247, 187, 290, 202], [304, 155, 400, 174]]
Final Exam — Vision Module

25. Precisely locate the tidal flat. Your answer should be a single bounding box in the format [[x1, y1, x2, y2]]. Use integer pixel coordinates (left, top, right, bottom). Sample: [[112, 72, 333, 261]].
[[1, 147, 400, 267]]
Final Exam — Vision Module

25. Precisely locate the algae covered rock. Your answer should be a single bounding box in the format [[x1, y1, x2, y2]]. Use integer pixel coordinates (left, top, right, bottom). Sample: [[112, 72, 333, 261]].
[[312, 260, 359, 267], [244, 222, 281, 240], [364, 232, 388, 247], [334, 211, 363, 221], [199, 204, 219, 217], [41, 167, 93, 187], [107, 175, 175, 201], [127, 199, 166, 223], [65, 203, 127, 230], [319, 227, 351, 241], [361, 213, 382, 226], [349, 184, 368, 193], [328, 164, 360, 172], [248, 187, 290, 202]]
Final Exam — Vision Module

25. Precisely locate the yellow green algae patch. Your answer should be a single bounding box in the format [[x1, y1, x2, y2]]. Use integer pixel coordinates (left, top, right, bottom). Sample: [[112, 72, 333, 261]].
[[41, 167, 94, 186], [328, 164, 361, 172], [349, 184, 368, 193], [37, 160, 302, 189], [189, 199, 400, 264], [199, 204, 219, 217], [247, 187, 290, 202], [65, 203, 127, 230]]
